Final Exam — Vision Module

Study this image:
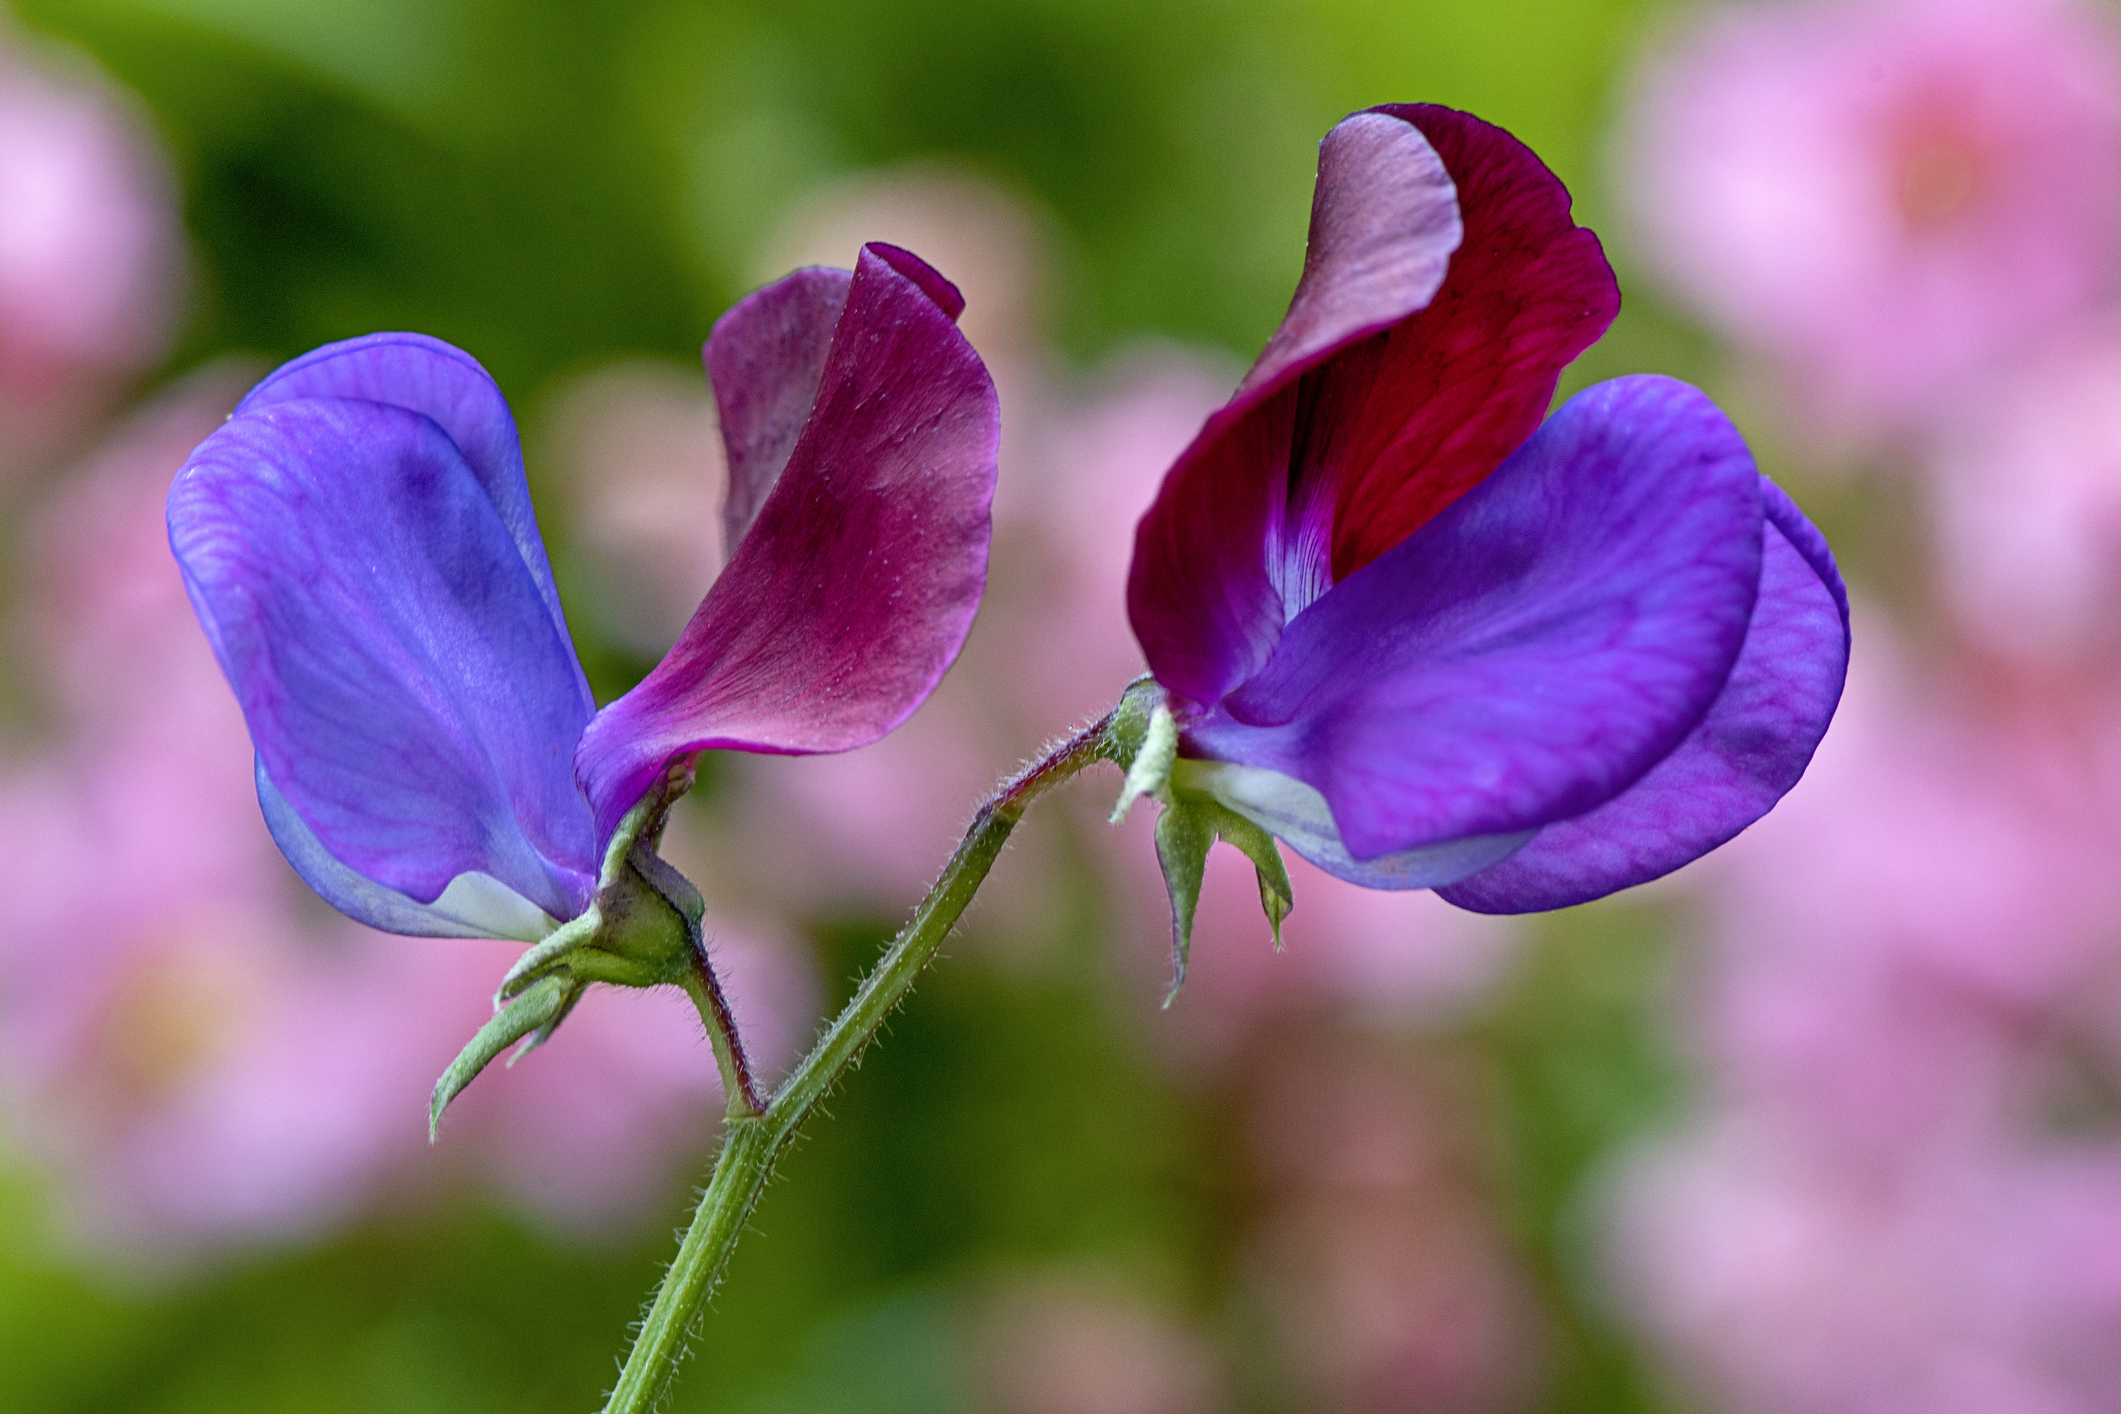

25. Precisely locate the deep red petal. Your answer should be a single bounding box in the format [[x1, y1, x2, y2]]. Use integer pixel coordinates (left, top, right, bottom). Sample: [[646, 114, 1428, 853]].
[[1327, 104, 1620, 578], [1127, 111, 1462, 704]]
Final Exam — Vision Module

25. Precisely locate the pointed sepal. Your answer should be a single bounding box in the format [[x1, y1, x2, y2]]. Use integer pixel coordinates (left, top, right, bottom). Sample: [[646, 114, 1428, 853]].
[[1150, 794, 1296, 1004], [431, 972, 576, 1140], [1152, 799, 1213, 1007], [1212, 806, 1293, 951]]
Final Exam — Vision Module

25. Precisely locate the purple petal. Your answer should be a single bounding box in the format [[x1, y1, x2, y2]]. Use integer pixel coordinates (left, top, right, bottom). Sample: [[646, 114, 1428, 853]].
[[236, 332, 579, 657], [575, 244, 999, 842], [256, 763, 566, 941], [1128, 109, 1463, 705], [170, 398, 598, 928], [1437, 476, 1850, 913], [708, 266, 853, 558], [1184, 376, 1763, 861], [1175, 759, 1534, 890]]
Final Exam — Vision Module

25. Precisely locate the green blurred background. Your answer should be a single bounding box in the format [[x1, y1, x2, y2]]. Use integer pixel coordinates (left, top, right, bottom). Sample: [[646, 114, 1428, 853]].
[[1, 1, 1717, 1409]]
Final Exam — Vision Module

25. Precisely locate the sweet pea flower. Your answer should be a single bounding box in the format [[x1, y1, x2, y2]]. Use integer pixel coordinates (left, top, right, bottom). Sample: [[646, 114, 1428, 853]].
[[0, 374, 824, 1257], [1122, 105, 1850, 923], [167, 242, 996, 1085]]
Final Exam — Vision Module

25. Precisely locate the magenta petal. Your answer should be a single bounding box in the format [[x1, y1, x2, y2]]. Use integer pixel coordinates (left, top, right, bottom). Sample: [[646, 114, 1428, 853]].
[[1437, 477, 1850, 913], [867, 241, 967, 320], [707, 266, 853, 557], [575, 245, 999, 841], [1185, 376, 1763, 860], [1129, 109, 1464, 705], [170, 398, 598, 926], [236, 332, 576, 653]]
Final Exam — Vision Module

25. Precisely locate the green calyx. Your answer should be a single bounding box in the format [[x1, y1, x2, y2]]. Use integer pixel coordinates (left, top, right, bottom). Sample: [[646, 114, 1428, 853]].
[[431, 758, 759, 1138], [1099, 678, 1295, 1005]]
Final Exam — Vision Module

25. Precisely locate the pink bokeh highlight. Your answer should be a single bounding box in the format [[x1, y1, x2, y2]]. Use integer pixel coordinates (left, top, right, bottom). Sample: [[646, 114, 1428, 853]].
[[0, 28, 181, 473], [1610, 611, 2121, 1411], [1622, 0, 2121, 446], [1929, 321, 2121, 667]]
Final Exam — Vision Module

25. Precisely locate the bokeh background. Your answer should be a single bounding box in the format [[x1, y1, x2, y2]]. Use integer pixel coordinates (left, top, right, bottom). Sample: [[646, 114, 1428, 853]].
[[5, 0, 2121, 1410]]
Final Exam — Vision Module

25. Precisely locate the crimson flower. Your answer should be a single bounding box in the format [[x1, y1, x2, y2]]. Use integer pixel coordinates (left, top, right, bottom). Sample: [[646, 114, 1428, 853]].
[[1126, 105, 1849, 917]]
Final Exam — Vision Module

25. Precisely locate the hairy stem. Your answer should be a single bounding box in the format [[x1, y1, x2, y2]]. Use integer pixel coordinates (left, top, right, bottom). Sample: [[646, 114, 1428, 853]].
[[678, 959, 763, 1119], [600, 711, 1123, 1414]]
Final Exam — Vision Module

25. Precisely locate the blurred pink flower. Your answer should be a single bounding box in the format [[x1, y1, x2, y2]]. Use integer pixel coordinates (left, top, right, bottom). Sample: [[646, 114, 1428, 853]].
[[974, 1273, 1225, 1414], [0, 28, 181, 474], [0, 641, 438, 1258], [1929, 321, 2121, 666], [1245, 1032, 1549, 1414], [1622, 0, 2121, 446], [539, 360, 725, 658], [1610, 609, 2121, 1411], [1011, 347, 1235, 731], [0, 381, 816, 1256], [719, 675, 1010, 915], [1690, 608, 2121, 1160], [1612, 1119, 2121, 1414]]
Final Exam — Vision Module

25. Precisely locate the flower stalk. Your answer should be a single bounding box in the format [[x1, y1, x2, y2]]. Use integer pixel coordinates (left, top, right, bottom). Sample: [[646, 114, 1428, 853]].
[[600, 694, 1146, 1414]]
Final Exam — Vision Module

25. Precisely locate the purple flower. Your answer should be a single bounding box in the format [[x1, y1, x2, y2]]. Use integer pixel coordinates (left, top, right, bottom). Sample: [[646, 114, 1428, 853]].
[[1125, 105, 1851, 915], [168, 242, 997, 945]]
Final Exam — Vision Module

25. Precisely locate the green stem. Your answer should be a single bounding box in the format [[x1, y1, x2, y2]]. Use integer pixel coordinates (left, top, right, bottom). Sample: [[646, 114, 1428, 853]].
[[600, 710, 1123, 1414]]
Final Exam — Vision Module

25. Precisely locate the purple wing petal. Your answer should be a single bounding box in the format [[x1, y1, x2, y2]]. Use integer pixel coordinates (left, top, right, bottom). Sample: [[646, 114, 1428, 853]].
[[575, 244, 999, 842], [1128, 109, 1463, 705], [236, 332, 582, 662], [1176, 759, 1534, 890], [1185, 376, 1763, 861], [170, 398, 598, 929], [1437, 476, 1850, 913], [708, 266, 854, 558], [257, 762, 566, 941]]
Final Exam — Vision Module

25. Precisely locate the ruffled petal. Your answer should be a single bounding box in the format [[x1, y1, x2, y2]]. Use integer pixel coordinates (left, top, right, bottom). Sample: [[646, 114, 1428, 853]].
[[1174, 760, 1533, 890], [1185, 376, 1763, 861], [707, 266, 853, 558], [1128, 109, 1463, 704], [575, 244, 998, 841], [1437, 476, 1850, 913], [235, 332, 583, 663], [170, 398, 599, 927], [1325, 104, 1621, 579]]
